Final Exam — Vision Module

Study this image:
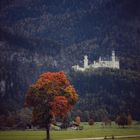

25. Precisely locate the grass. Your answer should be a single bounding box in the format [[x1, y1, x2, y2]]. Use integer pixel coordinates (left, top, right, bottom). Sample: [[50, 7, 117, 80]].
[[118, 139, 140, 140], [0, 122, 140, 140]]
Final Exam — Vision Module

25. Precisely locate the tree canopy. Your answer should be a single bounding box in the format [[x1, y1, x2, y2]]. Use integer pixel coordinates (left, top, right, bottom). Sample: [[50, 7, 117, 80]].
[[25, 71, 78, 140]]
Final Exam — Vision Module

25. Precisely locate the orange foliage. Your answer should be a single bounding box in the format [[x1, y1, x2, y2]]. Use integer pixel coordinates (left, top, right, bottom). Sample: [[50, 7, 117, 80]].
[[25, 71, 78, 120], [34, 72, 70, 93], [127, 115, 132, 125], [50, 96, 72, 116]]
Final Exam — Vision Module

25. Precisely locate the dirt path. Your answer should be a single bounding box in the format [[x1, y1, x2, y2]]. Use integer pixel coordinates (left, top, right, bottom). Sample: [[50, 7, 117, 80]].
[[65, 134, 140, 140]]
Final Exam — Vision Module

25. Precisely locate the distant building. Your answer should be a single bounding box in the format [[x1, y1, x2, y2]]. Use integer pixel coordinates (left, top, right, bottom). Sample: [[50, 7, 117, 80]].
[[72, 51, 120, 71]]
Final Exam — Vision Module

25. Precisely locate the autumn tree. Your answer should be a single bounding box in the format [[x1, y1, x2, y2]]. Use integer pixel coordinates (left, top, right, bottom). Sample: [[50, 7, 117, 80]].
[[127, 115, 132, 125], [25, 72, 78, 140]]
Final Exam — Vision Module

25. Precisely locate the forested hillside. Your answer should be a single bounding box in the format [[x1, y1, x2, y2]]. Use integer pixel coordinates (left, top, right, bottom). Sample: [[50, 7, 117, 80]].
[[0, 0, 140, 119], [69, 69, 140, 120]]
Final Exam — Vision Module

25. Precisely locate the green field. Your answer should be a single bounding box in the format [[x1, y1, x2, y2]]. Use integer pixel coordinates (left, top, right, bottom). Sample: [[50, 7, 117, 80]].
[[0, 122, 140, 140]]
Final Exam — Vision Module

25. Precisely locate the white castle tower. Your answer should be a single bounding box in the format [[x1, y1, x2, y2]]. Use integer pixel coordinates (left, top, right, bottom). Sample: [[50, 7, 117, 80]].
[[112, 50, 115, 68], [111, 50, 119, 69], [84, 55, 88, 68], [72, 50, 120, 71], [112, 50, 115, 61]]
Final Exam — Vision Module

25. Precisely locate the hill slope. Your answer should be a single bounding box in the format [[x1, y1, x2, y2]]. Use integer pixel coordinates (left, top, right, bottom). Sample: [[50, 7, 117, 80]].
[[70, 69, 140, 120], [0, 0, 140, 118]]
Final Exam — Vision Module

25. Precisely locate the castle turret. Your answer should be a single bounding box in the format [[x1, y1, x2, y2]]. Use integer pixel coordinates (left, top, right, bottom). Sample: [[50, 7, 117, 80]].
[[112, 50, 115, 62], [84, 55, 88, 68], [112, 50, 119, 68]]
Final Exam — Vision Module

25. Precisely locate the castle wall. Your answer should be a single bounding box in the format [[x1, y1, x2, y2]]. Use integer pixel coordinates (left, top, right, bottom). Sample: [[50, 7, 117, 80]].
[[72, 51, 120, 71]]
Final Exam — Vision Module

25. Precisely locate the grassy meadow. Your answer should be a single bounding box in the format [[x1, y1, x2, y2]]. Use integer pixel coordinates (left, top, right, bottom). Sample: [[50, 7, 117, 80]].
[[0, 122, 140, 140]]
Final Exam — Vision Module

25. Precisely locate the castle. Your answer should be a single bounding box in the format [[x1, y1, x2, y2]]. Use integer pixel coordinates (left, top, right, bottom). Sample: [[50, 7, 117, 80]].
[[72, 51, 120, 71]]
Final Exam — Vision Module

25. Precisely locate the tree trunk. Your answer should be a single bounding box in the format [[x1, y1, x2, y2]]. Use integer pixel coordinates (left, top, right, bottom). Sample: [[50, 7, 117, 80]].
[[46, 123, 50, 140]]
